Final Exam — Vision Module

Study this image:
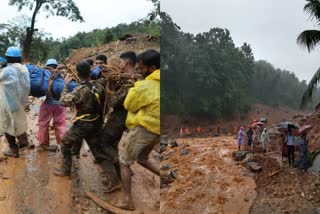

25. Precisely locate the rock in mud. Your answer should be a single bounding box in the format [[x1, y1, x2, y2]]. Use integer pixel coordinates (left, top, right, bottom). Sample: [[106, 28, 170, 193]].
[[170, 170, 178, 179], [160, 144, 167, 153], [160, 170, 177, 188], [160, 135, 168, 145], [181, 148, 189, 155], [246, 161, 262, 172], [160, 164, 171, 171], [170, 140, 179, 148], [232, 151, 249, 161], [241, 153, 254, 166]]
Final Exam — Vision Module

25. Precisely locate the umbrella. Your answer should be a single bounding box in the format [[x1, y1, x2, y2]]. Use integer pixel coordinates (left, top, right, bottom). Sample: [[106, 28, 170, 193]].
[[250, 121, 264, 128], [298, 125, 313, 135], [260, 118, 268, 123], [276, 122, 299, 130]]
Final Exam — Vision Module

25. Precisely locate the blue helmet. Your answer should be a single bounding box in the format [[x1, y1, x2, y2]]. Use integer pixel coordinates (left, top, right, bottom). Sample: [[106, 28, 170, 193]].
[[5, 46, 21, 57], [45, 59, 58, 66]]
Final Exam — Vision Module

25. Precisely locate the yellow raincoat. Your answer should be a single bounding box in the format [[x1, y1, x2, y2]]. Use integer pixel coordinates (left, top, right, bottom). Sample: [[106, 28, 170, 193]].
[[124, 69, 160, 134]]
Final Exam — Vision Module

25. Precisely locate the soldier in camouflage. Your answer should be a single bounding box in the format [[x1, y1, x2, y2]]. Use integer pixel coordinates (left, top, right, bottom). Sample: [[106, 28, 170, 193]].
[[54, 60, 112, 177]]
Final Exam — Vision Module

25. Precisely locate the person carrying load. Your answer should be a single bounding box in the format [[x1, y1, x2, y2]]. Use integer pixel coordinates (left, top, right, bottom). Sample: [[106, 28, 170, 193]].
[[37, 59, 66, 152]]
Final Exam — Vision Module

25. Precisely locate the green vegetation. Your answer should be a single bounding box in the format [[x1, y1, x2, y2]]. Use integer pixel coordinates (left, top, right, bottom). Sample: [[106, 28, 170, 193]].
[[161, 12, 318, 119], [297, 0, 320, 108]]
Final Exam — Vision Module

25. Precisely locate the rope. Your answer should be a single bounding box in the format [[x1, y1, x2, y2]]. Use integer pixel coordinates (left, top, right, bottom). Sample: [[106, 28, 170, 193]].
[[25, 96, 35, 112]]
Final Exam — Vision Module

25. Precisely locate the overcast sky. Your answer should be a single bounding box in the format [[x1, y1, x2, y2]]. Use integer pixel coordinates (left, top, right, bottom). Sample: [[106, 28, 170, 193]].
[[0, 0, 153, 39], [161, 0, 320, 82]]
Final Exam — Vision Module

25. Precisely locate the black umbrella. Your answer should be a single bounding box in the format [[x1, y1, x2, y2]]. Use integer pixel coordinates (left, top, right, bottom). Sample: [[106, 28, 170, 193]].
[[276, 122, 299, 130], [260, 118, 268, 123]]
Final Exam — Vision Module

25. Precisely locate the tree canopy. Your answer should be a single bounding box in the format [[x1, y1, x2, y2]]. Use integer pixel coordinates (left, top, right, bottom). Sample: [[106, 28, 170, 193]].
[[161, 12, 318, 120]]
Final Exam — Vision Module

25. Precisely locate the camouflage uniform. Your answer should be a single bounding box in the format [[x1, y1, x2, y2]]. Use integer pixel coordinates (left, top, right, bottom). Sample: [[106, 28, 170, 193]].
[[99, 79, 135, 176], [57, 79, 119, 178]]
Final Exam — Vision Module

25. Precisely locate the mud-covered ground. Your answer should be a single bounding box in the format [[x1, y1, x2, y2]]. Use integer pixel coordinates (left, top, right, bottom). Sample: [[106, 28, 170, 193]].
[[160, 136, 320, 214], [250, 155, 320, 214], [160, 136, 256, 214], [0, 98, 160, 214]]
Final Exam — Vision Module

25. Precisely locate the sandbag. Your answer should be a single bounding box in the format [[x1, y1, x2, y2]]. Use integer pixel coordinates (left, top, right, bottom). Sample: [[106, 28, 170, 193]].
[[27, 64, 78, 98], [51, 77, 78, 99], [91, 65, 104, 80], [26, 64, 51, 97]]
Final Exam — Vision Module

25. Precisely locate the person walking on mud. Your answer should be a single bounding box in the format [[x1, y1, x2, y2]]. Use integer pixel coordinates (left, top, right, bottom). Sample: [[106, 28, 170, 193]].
[[286, 128, 295, 167], [260, 128, 270, 155], [237, 126, 245, 151], [246, 126, 253, 151], [99, 51, 142, 192], [0, 46, 30, 158], [53, 60, 110, 177], [37, 60, 66, 152], [116, 49, 160, 211], [298, 132, 309, 171]]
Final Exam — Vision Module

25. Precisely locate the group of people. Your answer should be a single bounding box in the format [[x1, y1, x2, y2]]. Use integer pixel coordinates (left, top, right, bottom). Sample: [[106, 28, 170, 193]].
[[237, 121, 270, 154], [282, 128, 309, 170], [237, 120, 310, 171], [0, 46, 160, 210]]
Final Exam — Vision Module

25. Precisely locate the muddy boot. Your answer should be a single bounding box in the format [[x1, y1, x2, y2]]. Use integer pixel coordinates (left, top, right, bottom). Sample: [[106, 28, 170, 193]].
[[18, 133, 29, 150], [3, 147, 19, 158], [46, 145, 58, 152], [54, 157, 71, 177], [38, 144, 58, 152]]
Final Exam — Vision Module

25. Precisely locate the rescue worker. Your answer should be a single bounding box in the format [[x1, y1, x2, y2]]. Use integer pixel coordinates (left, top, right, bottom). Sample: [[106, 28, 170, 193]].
[[37, 59, 66, 152], [95, 54, 107, 65], [101, 51, 140, 192], [0, 46, 30, 158], [298, 132, 309, 171], [116, 49, 160, 210], [53, 60, 107, 176]]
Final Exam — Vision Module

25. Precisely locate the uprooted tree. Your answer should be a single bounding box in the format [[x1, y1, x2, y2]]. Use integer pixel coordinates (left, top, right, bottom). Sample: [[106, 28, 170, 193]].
[[9, 0, 84, 62]]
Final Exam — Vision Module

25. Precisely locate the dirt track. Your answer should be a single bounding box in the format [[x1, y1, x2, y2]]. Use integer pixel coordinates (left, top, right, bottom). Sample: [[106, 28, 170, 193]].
[[0, 99, 160, 214]]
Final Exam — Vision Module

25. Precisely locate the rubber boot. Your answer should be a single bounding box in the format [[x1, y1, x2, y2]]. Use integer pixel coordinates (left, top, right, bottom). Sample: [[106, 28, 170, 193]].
[[100, 159, 121, 193], [54, 156, 72, 177], [18, 133, 29, 149], [4, 133, 19, 158]]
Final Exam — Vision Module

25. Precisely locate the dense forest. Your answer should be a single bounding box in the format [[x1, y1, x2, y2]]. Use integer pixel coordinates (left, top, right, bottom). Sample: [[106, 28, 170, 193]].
[[161, 12, 320, 119], [0, 16, 160, 63]]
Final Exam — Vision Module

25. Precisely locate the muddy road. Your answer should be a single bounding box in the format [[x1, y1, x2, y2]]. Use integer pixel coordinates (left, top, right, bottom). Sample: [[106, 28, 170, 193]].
[[160, 136, 257, 214], [160, 136, 320, 214], [0, 99, 160, 214]]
